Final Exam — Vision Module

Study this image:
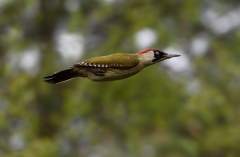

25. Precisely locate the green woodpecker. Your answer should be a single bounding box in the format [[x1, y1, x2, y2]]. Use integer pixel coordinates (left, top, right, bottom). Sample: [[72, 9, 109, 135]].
[[44, 48, 180, 84]]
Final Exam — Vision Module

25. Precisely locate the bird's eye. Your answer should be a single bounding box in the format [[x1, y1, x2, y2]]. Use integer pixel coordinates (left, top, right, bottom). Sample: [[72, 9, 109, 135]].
[[154, 50, 162, 56]]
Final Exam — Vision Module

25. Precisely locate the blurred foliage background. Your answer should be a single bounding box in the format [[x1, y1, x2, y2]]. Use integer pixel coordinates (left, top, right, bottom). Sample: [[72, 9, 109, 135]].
[[1, 0, 240, 156]]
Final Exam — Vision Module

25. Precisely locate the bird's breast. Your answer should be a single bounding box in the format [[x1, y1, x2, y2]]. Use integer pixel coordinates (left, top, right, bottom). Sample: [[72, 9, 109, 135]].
[[86, 65, 145, 82]]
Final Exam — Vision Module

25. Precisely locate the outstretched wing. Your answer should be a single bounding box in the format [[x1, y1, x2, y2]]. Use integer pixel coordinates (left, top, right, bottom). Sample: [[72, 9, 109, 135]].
[[73, 53, 139, 68]]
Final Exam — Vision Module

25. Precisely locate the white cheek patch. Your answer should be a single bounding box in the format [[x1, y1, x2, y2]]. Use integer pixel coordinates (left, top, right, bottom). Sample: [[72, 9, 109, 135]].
[[142, 51, 155, 63]]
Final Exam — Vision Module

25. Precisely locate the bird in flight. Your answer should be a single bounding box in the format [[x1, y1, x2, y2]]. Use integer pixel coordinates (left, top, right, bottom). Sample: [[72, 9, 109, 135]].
[[44, 48, 180, 84]]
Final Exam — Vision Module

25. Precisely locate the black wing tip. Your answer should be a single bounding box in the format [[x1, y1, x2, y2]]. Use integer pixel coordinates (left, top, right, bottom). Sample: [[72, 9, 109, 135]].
[[43, 74, 59, 84], [44, 77, 74, 84], [44, 75, 53, 79], [44, 78, 57, 84], [43, 68, 77, 84]]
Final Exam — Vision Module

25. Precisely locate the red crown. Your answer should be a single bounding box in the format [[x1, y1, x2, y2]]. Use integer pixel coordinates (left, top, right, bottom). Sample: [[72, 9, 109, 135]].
[[137, 48, 160, 54]]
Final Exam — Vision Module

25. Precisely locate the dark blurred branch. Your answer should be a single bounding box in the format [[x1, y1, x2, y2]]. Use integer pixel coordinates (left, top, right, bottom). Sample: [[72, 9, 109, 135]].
[[29, 0, 66, 42]]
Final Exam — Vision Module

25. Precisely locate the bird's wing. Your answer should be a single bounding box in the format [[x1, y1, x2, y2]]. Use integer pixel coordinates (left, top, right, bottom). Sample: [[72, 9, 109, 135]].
[[73, 54, 139, 68]]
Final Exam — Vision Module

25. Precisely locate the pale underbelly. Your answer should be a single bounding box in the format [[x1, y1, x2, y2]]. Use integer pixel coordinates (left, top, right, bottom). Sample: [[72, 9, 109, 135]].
[[87, 68, 142, 82]]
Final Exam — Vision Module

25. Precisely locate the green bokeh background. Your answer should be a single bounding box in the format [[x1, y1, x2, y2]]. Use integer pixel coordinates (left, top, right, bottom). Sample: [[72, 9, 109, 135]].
[[1, 0, 240, 156]]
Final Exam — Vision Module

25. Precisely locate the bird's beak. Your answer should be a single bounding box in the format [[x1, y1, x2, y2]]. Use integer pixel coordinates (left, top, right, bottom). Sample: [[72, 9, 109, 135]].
[[165, 53, 181, 58], [153, 52, 181, 63]]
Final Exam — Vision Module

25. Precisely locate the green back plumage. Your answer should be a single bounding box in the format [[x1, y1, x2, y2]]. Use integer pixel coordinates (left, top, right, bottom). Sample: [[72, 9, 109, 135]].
[[82, 53, 139, 68]]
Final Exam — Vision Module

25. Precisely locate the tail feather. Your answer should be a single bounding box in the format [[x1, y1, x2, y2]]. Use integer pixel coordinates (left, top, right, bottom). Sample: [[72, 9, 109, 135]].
[[44, 68, 78, 84]]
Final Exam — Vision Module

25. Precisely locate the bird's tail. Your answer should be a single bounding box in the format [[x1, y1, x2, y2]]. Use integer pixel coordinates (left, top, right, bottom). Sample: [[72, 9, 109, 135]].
[[44, 68, 79, 84]]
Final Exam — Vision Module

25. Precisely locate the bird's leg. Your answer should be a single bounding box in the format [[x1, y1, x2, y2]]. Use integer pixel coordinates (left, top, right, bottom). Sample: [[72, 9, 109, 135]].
[[91, 68, 107, 76]]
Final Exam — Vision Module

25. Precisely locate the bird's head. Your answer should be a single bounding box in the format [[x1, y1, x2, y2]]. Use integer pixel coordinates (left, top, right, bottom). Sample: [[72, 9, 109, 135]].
[[137, 48, 180, 65]]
